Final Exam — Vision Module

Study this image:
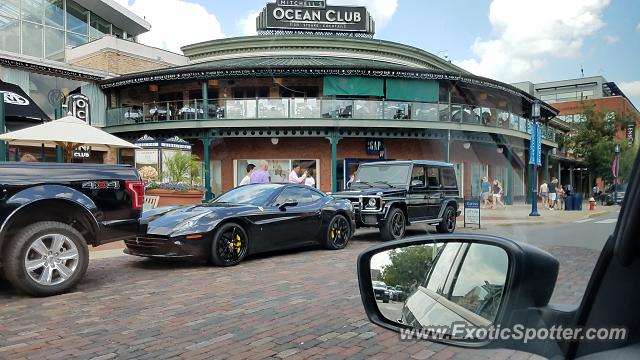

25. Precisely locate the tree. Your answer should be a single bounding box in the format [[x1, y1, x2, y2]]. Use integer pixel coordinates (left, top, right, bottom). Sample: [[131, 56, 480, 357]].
[[380, 245, 434, 289], [569, 107, 637, 183], [163, 151, 202, 184]]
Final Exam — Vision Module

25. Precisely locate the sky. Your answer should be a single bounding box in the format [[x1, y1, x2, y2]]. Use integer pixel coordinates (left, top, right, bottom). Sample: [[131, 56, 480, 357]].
[[113, 0, 640, 108]]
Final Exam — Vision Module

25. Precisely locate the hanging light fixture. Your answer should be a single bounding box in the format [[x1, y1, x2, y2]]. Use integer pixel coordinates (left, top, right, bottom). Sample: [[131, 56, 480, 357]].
[[271, 138, 279, 145], [463, 142, 471, 150], [497, 147, 504, 154]]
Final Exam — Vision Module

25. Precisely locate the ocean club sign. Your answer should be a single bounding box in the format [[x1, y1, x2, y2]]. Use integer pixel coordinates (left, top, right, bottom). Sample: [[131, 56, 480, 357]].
[[256, 0, 375, 35]]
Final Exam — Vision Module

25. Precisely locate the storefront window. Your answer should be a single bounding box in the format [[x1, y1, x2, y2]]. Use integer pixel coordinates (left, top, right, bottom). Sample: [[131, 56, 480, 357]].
[[22, 21, 44, 58], [235, 159, 319, 188], [28, 72, 88, 118], [470, 163, 488, 197], [67, 31, 87, 48], [45, 0, 64, 28], [0, 0, 20, 19], [0, 16, 20, 53], [66, 0, 88, 35], [22, 0, 44, 24], [45, 26, 64, 61]]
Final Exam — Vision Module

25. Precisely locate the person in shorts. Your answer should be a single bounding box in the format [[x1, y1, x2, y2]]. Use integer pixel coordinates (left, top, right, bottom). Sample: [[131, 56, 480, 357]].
[[539, 180, 549, 209], [548, 177, 558, 210], [491, 179, 505, 209], [481, 176, 491, 208]]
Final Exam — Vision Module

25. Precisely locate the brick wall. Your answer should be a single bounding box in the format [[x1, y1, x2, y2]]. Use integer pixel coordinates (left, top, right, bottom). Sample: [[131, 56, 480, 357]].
[[69, 50, 173, 74], [192, 137, 525, 197]]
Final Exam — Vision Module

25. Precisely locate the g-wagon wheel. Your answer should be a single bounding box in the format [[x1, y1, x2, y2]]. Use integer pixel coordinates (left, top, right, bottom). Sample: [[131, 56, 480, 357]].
[[211, 223, 248, 267], [325, 214, 351, 250], [381, 207, 406, 241], [437, 206, 457, 233], [3, 221, 89, 297]]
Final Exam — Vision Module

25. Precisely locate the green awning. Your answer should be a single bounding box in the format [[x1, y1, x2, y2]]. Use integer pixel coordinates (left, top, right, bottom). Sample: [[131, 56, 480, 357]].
[[386, 79, 439, 102], [323, 76, 384, 97]]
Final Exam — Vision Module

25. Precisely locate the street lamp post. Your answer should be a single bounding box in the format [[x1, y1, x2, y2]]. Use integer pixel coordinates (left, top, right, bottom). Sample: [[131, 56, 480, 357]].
[[530, 100, 542, 217], [614, 143, 621, 205]]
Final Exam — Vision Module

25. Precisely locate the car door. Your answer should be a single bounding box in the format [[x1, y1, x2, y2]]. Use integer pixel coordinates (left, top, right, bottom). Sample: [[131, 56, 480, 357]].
[[264, 186, 324, 250], [425, 166, 443, 218], [407, 165, 429, 220]]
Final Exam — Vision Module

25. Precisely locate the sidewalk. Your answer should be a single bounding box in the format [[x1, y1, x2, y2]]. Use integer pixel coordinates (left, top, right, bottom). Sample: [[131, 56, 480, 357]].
[[460, 202, 614, 227]]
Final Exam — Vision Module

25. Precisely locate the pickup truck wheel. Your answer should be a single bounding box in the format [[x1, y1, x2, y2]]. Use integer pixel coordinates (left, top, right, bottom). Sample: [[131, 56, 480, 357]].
[[2, 221, 89, 297], [436, 206, 457, 233], [380, 207, 406, 241], [210, 223, 248, 267], [325, 214, 351, 250]]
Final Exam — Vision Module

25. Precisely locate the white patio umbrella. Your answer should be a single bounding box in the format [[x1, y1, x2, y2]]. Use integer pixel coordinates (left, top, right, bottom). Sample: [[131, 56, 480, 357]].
[[0, 115, 139, 161]]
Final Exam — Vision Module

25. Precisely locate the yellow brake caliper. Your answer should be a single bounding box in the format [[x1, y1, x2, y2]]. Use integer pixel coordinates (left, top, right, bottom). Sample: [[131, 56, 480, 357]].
[[234, 234, 242, 253]]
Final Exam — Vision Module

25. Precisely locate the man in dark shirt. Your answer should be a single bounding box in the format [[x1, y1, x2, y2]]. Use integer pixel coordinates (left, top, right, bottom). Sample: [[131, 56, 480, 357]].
[[548, 177, 558, 210]]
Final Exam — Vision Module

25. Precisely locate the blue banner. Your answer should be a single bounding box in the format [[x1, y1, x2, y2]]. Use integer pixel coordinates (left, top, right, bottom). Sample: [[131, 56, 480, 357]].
[[536, 126, 542, 166], [529, 122, 537, 165]]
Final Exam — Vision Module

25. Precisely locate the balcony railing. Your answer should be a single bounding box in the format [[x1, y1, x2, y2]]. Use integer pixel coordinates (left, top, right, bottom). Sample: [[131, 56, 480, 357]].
[[106, 98, 557, 142]]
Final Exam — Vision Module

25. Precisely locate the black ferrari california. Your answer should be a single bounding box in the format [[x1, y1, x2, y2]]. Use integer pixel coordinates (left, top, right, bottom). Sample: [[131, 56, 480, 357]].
[[126, 184, 356, 266]]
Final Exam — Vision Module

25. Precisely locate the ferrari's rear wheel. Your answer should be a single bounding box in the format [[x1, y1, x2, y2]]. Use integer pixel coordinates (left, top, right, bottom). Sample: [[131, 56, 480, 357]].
[[325, 214, 351, 250], [210, 223, 248, 267]]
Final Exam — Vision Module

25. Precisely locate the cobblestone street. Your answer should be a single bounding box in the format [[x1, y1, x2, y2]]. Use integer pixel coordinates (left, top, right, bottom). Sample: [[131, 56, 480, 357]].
[[0, 231, 600, 360]]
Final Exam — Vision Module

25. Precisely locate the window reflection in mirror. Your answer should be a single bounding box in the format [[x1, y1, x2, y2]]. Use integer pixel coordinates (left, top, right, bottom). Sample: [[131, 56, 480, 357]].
[[370, 242, 508, 336]]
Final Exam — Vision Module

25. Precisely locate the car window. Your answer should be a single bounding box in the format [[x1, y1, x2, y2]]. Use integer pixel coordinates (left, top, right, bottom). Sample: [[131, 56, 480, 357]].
[[214, 184, 281, 206], [410, 165, 426, 187], [441, 167, 457, 188], [449, 244, 509, 322], [274, 187, 322, 206], [427, 167, 440, 188], [424, 243, 463, 295]]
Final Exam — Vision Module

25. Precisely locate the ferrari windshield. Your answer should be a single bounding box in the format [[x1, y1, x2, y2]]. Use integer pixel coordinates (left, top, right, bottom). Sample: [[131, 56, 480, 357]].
[[354, 165, 410, 186], [213, 184, 282, 206]]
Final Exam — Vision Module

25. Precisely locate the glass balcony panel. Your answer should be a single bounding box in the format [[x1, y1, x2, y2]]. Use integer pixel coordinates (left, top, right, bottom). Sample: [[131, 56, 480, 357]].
[[497, 110, 510, 128], [519, 116, 527, 133], [383, 101, 411, 120], [450, 104, 464, 123], [412, 102, 438, 121], [321, 99, 353, 118], [353, 100, 383, 119], [258, 98, 289, 118], [509, 113, 519, 130], [147, 102, 172, 121], [439, 103, 450, 122], [226, 99, 256, 119], [290, 98, 321, 118], [480, 107, 494, 126]]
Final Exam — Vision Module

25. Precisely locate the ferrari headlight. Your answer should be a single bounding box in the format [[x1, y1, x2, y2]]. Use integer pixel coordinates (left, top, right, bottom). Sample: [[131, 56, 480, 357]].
[[174, 213, 209, 233], [367, 198, 377, 208]]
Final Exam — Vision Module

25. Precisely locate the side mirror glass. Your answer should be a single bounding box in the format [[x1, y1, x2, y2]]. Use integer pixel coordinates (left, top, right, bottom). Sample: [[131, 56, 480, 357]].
[[410, 179, 424, 187], [370, 242, 508, 340], [358, 235, 559, 348], [279, 198, 298, 210]]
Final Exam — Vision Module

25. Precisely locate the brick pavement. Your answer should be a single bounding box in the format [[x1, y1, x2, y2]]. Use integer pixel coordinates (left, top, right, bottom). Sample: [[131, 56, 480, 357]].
[[0, 236, 598, 360]]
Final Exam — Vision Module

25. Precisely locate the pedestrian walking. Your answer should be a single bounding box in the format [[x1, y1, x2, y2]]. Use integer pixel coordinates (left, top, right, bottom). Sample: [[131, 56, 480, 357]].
[[288, 162, 308, 184], [557, 184, 565, 210], [481, 176, 491, 208], [491, 180, 505, 209], [239, 163, 256, 186], [540, 180, 549, 209], [250, 160, 271, 184], [304, 168, 316, 188], [548, 177, 558, 210]]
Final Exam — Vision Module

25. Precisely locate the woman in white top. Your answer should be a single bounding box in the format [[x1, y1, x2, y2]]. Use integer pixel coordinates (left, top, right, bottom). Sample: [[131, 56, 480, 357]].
[[305, 168, 316, 188], [239, 163, 256, 186]]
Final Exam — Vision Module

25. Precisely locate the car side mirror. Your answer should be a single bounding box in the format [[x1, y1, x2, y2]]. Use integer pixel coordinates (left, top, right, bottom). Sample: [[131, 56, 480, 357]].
[[358, 235, 559, 353], [279, 199, 298, 210]]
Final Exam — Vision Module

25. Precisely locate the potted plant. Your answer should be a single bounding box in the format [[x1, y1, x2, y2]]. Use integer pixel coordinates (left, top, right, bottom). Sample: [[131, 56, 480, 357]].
[[145, 151, 206, 206]]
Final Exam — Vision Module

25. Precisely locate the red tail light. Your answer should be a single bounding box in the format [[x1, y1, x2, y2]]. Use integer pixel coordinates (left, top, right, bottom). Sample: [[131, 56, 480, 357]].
[[125, 181, 145, 210]]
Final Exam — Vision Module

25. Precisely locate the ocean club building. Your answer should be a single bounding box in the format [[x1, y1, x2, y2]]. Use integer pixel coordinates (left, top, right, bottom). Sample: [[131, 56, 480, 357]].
[[2, 0, 570, 201]]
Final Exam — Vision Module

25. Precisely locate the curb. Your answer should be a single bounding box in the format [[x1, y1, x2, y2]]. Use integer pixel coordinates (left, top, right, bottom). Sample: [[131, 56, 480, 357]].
[[587, 210, 608, 218]]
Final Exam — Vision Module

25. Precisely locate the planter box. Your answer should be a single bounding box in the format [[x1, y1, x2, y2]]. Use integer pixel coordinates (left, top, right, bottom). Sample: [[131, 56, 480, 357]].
[[146, 189, 205, 207]]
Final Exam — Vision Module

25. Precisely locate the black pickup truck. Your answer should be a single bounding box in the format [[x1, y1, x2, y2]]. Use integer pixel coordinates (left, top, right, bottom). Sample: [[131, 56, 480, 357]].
[[0, 162, 143, 296]]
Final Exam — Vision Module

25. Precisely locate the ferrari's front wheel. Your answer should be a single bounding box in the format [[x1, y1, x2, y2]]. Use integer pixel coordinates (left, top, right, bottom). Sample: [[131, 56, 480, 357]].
[[210, 223, 248, 267], [325, 214, 351, 250]]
